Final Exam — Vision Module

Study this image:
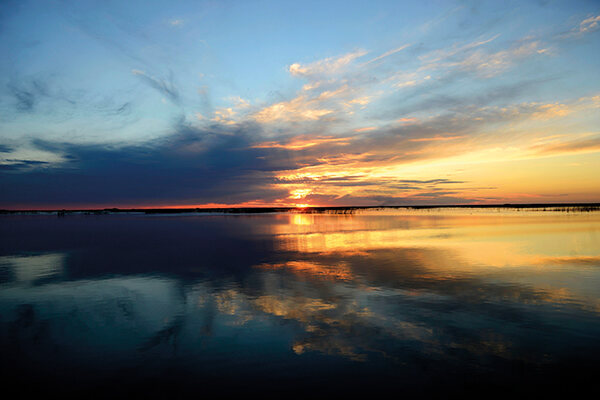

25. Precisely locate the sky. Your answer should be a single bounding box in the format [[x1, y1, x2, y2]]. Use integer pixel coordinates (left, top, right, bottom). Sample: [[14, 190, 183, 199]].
[[1, 0, 599, 209]]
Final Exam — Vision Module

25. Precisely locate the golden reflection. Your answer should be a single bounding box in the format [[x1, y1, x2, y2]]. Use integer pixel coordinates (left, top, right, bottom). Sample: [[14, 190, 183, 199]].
[[251, 292, 376, 361], [274, 209, 600, 269], [255, 261, 354, 281], [241, 208, 600, 362], [292, 213, 314, 226], [254, 295, 337, 319]]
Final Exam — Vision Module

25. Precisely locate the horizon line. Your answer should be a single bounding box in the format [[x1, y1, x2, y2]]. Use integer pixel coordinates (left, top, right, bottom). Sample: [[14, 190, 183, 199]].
[[2, 202, 600, 213]]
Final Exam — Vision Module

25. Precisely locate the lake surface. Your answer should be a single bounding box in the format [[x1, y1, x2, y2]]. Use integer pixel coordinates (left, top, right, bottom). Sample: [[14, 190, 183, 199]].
[[1, 209, 600, 397]]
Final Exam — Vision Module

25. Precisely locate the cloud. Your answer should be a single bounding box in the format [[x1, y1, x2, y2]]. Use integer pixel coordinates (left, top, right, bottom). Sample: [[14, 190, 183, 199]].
[[0, 159, 50, 171], [418, 34, 500, 64], [561, 14, 600, 38], [252, 136, 352, 150], [362, 44, 411, 66], [397, 117, 418, 124], [420, 38, 547, 78], [2, 86, 598, 207], [529, 102, 571, 120], [252, 80, 372, 125], [0, 145, 66, 170], [579, 15, 600, 34], [458, 40, 547, 78], [211, 107, 237, 124], [409, 135, 465, 142], [132, 69, 180, 104], [251, 28, 558, 139], [0, 122, 294, 208], [288, 50, 367, 78], [384, 77, 558, 119], [354, 127, 377, 133], [4, 78, 77, 113], [530, 135, 600, 157], [229, 96, 251, 109], [4, 99, 532, 207], [7, 82, 36, 112], [253, 95, 334, 123]]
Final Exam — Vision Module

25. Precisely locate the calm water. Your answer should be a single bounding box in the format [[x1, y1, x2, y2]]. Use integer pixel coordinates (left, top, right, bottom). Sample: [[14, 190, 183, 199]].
[[1, 209, 600, 397]]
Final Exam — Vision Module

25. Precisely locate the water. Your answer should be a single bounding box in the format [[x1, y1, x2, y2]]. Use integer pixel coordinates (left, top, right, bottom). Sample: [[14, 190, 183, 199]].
[[1, 209, 599, 397]]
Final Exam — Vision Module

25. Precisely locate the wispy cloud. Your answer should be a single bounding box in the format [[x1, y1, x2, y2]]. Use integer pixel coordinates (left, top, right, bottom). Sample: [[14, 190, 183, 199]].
[[132, 69, 180, 104], [419, 34, 500, 64], [530, 135, 600, 157], [168, 19, 184, 26], [252, 136, 352, 150], [288, 49, 368, 78], [419, 36, 548, 78], [561, 14, 600, 38], [579, 15, 600, 34], [354, 127, 377, 133], [409, 135, 465, 142], [362, 44, 411, 66]]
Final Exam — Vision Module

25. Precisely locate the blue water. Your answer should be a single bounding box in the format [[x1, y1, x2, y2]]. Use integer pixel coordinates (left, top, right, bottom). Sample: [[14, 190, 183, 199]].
[[1, 210, 599, 397]]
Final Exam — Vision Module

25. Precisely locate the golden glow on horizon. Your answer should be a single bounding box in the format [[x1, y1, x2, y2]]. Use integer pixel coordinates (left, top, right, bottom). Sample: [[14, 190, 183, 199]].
[[265, 122, 600, 205], [245, 90, 600, 207]]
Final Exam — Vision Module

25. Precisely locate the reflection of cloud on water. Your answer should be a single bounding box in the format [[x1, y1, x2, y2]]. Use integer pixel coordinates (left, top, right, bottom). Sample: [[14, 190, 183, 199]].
[[1, 260, 599, 368], [212, 289, 255, 326], [251, 289, 376, 362], [254, 294, 338, 320], [0, 253, 65, 284], [0, 274, 185, 361], [255, 261, 354, 281]]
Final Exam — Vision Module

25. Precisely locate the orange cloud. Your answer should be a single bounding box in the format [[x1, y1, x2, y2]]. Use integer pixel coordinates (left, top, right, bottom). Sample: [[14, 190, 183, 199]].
[[397, 117, 418, 124], [251, 136, 352, 150], [354, 127, 377, 132], [530, 135, 600, 156], [410, 135, 465, 142], [253, 95, 333, 123]]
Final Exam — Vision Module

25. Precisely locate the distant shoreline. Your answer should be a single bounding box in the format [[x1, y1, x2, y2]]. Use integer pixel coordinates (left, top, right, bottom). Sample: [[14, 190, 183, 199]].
[[2, 203, 599, 215]]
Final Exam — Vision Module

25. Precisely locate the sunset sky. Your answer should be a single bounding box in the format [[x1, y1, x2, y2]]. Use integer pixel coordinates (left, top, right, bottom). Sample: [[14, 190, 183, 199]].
[[1, 0, 599, 208]]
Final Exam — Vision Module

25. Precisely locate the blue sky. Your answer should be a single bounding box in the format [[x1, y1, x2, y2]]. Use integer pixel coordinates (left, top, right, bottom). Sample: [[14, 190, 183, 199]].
[[1, 0, 599, 208]]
